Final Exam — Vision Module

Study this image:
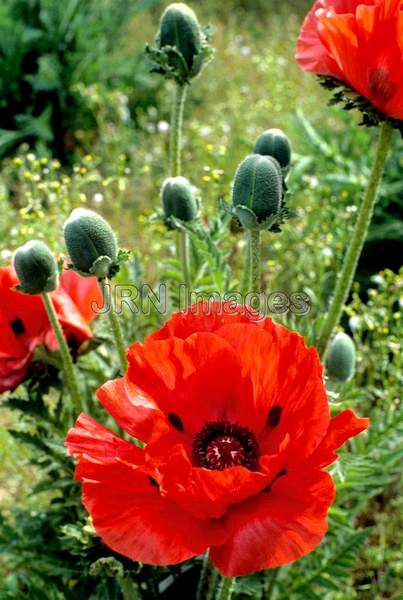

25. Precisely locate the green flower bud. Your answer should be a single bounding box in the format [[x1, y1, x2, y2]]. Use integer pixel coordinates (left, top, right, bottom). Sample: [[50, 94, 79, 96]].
[[147, 3, 213, 84], [63, 208, 119, 279], [326, 332, 356, 382], [158, 3, 203, 72], [13, 240, 58, 295], [161, 176, 198, 227], [232, 154, 283, 227], [253, 128, 292, 171]]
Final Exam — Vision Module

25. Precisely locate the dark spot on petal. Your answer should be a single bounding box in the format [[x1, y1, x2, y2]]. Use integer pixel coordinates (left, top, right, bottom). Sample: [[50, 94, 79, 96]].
[[168, 412, 184, 432], [368, 67, 397, 103], [10, 317, 25, 336], [267, 405, 282, 428], [264, 468, 287, 493], [147, 476, 159, 488]]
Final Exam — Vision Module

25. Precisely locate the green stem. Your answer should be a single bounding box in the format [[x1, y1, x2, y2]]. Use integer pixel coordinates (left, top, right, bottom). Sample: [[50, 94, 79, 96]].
[[120, 576, 141, 600], [179, 228, 191, 300], [250, 229, 261, 294], [196, 552, 211, 600], [215, 576, 235, 600], [101, 279, 127, 373], [42, 292, 81, 413], [317, 122, 393, 359], [263, 567, 280, 599], [170, 83, 187, 177], [241, 235, 252, 295]]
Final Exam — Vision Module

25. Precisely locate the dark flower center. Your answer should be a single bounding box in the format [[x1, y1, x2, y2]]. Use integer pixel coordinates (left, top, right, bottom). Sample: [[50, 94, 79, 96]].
[[192, 420, 260, 471]]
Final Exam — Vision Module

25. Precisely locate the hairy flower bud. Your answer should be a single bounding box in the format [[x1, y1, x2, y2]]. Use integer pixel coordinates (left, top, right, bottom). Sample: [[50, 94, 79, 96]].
[[253, 128, 292, 171], [63, 208, 119, 279], [232, 154, 283, 228], [162, 176, 198, 227], [158, 3, 203, 71], [326, 332, 356, 382], [13, 240, 58, 295], [148, 3, 213, 84]]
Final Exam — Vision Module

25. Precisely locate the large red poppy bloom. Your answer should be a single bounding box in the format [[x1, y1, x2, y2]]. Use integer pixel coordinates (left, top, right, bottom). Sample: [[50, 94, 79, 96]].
[[296, 0, 403, 120], [0, 267, 102, 393], [66, 302, 369, 576]]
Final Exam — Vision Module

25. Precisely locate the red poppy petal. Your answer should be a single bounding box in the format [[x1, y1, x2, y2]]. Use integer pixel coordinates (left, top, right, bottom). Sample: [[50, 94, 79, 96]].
[[210, 468, 335, 576], [96, 377, 162, 442], [127, 332, 250, 435], [60, 270, 102, 323], [0, 266, 48, 350], [76, 457, 227, 565], [49, 289, 93, 349], [0, 354, 32, 392], [306, 409, 369, 468], [66, 412, 143, 464], [216, 323, 329, 459], [296, 1, 345, 78], [148, 301, 262, 341]]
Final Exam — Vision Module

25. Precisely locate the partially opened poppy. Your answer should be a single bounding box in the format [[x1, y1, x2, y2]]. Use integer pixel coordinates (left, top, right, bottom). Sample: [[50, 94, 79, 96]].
[[296, 0, 403, 123], [66, 302, 369, 576], [0, 266, 102, 393]]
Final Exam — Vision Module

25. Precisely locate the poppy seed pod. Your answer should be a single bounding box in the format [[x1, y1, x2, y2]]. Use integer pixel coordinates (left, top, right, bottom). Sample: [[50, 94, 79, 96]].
[[162, 176, 198, 226], [158, 3, 203, 73], [232, 154, 283, 227], [326, 332, 356, 382], [63, 208, 119, 279], [253, 128, 292, 171], [13, 240, 58, 295]]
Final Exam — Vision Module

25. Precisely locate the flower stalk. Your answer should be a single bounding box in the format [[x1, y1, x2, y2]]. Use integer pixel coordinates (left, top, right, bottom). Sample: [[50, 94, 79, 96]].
[[317, 122, 393, 359], [170, 83, 187, 177], [42, 292, 81, 413], [101, 279, 127, 373], [215, 576, 235, 600], [169, 82, 192, 292]]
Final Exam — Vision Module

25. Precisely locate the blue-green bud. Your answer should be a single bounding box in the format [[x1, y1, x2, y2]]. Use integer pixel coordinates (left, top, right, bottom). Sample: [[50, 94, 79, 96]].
[[232, 154, 283, 227], [148, 3, 213, 84], [63, 208, 119, 279], [253, 128, 292, 171], [161, 176, 198, 227], [326, 332, 356, 382], [158, 3, 203, 72], [13, 240, 58, 295]]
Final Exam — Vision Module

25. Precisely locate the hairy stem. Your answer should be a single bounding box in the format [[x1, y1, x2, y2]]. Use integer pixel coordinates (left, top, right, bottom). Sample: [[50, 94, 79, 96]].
[[42, 292, 81, 413], [179, 227, 191, 301], [317, 122, 393, 359], [264, 567, 280, 599], [101, 279, 127, 373], [170, 83, 187, 177], [215, 576, 235, 600]]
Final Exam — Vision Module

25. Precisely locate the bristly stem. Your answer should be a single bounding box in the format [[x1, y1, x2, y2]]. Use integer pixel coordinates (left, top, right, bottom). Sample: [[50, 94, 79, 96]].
[[317, 122, 393, 359], [170, 82, 191, 292], [264, 567, 280, 599], [179, 227, 191, 302], [215, 576, 235, 600], [170, 83, 187, 177], [250, 229, 261, 294], [196, 552, 211, 600], [42, 292, 81, 413], [101, 279, 127, 373]]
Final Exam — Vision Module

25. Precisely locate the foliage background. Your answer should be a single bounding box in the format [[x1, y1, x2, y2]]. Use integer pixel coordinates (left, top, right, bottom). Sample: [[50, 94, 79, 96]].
[[0, 0, 402, 598]]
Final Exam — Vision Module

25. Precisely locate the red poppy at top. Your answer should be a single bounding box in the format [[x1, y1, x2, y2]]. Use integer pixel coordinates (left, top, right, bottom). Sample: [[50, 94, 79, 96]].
[[296, 0, 403, 120], [66, 302, 369, 577], [0, 267, 102, 393]]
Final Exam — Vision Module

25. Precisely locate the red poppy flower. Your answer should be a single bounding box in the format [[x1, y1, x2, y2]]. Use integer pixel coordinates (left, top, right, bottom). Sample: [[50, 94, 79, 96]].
[[66, 302, 369, 576], [0, 266, 102, 393], [296, 0, 403, 120]]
